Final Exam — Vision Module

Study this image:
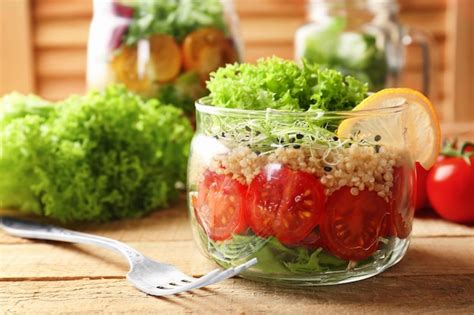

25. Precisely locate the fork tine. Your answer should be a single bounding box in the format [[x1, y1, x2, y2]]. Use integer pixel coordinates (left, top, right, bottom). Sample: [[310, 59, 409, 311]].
[[189, 258, 258, 291], [141, 268, 222, 296], [144, 258, 258, 296]]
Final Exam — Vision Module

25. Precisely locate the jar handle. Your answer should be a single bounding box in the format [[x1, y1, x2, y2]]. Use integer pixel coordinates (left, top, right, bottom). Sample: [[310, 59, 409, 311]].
[[402, 28, 436, 98]]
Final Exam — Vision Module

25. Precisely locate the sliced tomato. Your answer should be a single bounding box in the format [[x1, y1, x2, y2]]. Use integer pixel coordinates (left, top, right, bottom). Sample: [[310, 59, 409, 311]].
[[296, 228, 325, 249], [389, 166, 416, 239], [149, 34, 182, 83], [182, 28, 238, 80], [321, 187, 389, 261], [194, 171, 247, 241], [246, 165, 325, 245]]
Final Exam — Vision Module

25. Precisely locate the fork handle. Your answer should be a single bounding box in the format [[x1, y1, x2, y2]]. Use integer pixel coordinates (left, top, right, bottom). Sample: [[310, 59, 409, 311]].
[[0, 217, 144, 265]]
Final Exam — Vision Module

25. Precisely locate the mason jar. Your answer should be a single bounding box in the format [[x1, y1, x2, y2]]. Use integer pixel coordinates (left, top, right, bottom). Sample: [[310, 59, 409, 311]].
[[295, 0, 434, 96], [187, 98, 416, 285], [87, 0, 243, 113]]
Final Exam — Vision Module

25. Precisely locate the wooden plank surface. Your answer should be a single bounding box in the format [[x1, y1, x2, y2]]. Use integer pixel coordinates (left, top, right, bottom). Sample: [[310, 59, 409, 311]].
[[1, 199, 474, 314], [1, 237, 474, 280], [1, 276, 473, 314], [0, 0, 34, 95], [29, 0, 450, 106]]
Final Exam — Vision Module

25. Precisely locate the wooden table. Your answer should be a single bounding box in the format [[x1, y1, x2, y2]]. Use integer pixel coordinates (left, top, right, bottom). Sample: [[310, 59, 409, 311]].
[[1, 123, 474, 314], [1, 199, 473, 314]]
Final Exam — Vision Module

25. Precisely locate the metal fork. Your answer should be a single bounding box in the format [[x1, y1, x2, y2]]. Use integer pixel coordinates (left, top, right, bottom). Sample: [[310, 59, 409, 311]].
[[0, 217, 257, 296]]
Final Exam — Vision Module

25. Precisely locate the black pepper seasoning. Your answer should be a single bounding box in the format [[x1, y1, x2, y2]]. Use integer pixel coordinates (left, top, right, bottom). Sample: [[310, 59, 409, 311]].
[[375, 145, 381, 153], [374, 134, 382, 142], [324, 166, 332, 172], [296, 133, 304, 139]]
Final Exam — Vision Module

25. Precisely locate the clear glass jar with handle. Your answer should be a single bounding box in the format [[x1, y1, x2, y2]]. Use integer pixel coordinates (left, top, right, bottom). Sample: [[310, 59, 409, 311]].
[[87, 0, 243, 114], [295, 0, 434, 96]]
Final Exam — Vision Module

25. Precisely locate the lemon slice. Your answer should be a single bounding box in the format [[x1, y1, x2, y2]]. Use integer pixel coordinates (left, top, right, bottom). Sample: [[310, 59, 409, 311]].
[[337, 88, 441, 169]]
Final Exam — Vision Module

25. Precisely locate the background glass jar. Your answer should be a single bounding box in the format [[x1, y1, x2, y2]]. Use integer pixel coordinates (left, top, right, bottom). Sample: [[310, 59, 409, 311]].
[[87, 0, 243, 114], [295, 0, 434, 96], [188, 100, 416, 285]]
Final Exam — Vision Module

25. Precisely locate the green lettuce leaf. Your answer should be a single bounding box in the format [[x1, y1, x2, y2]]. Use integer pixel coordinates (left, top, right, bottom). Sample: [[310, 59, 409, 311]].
[[0, 85, 193, 223], [204, 232, 348, 274]]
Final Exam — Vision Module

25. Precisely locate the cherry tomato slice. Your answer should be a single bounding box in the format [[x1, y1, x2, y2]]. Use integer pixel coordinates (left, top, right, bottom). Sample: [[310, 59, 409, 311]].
[[415, 162, 430, 210], [182, 28, 238, 79], [110, 45, 153, 94], [246, 165, 325, 245], [321, 187, 389, 261], [194, 171, 247, 241], [390, 166, 416, 239], [149, 34, 182, 83], [296, 228, 325, 249]]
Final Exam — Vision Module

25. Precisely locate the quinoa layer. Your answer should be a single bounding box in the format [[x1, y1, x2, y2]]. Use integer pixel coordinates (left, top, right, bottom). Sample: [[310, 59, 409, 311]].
[[206, 143, 409, 200]]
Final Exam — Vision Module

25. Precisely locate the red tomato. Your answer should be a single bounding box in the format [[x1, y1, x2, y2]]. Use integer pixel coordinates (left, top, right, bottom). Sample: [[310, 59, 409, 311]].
[[321, 187, 389, 261], [246, 165, 325, 245], [296, 228, 325, 249], [415, 162, 430, 210], [389, 166, 416, 239], [194, 171, 247, 241], [427, 157, 474, 223]]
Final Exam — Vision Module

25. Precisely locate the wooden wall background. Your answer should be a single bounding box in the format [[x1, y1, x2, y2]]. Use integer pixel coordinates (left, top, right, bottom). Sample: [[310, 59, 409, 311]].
[[1, 0, 472, 121]]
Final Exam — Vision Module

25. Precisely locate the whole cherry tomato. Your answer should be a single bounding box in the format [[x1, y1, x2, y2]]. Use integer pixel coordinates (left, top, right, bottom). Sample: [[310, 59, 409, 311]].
[[427, 157, 474, 223]]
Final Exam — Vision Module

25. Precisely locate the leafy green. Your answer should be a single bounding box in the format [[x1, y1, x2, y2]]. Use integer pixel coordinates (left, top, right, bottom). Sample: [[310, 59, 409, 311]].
[[0, 85, 193, 223], [302, 17, 387, 91], [206, 57, 368, 111], [203, 232, 348, 274], [125, 0, 227, 45], [158, 71, 206, 114], [199, 57, 366, 155]]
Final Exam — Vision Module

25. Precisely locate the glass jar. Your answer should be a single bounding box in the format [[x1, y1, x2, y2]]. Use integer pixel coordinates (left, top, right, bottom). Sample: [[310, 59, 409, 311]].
[[187, 99, 415, 285], [87, 0, 243, 114], [295, 0, 433, 96]]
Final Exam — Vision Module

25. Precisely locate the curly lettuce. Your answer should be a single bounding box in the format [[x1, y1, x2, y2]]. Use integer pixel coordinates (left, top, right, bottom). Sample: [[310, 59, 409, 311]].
[[206, 57, 368, 111], [125, 0, 227, 45], [0, 85, 193, 223]]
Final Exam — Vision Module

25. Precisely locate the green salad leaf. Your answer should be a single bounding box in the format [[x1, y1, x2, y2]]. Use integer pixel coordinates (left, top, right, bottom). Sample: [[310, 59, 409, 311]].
[[125, 0, 227, 45], [206, 57, 368, 111], [203, 232, 348, 274], [199, 57, 367, 154], [0, 85, 193, 223], [302, 17, 387, 91]]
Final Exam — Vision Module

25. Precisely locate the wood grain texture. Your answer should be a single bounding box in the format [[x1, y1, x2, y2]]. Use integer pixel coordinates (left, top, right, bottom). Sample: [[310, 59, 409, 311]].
[[444, 0, 474, 121], [0, 0, 34, 94], [1, 276, 473, 314], [28, 0, 450, 105], [1, 237, 474, 280]]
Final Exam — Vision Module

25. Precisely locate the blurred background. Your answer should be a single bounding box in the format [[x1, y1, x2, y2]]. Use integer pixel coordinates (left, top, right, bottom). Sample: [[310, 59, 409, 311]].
[[0, 0, 472, 122]]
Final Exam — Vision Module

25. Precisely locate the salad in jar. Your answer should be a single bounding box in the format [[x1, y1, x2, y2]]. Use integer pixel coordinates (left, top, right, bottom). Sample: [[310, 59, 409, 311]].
[[87, 0, 241, 113], [187, 58, 440, 285]]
